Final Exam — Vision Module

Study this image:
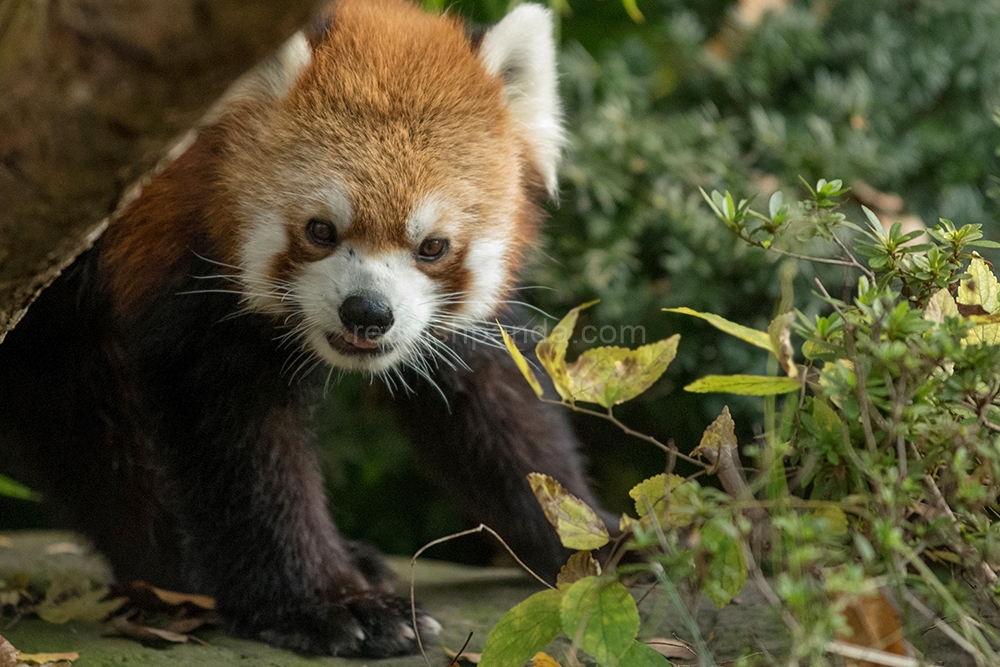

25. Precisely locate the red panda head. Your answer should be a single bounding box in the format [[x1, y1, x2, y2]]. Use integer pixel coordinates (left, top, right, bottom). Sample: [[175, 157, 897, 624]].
[[205, 0, 563, 375]]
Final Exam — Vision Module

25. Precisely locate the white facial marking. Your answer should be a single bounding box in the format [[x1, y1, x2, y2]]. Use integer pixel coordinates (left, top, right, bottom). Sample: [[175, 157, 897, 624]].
[[463, 237, 509, 320], [240, 211, 289, 314], [478, 4, 564, 199], [296, 246, 438, 373], [406, 195, 444, 244], [237, 180, 352, 314]]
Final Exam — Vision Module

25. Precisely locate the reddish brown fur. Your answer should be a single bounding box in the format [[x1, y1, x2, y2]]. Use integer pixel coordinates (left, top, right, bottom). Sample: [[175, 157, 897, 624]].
[[102, 0, 546, 321], [100, 134, 219, 317]]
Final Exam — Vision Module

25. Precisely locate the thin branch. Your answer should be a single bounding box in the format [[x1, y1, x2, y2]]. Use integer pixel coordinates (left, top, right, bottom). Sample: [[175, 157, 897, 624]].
[[409, 524, 554, 667], [539, 399, 708, 469], [832, 233, 877, 283]]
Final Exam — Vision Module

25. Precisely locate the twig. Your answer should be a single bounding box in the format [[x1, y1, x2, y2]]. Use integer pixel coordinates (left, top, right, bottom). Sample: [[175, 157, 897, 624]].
[[409, 524, 554, 667], [763, 246, 861, 268], [902, 590, 979, 657], [539, 399, 708, 469], [832, 233, 877, 283], [826, 640, 918, 667]]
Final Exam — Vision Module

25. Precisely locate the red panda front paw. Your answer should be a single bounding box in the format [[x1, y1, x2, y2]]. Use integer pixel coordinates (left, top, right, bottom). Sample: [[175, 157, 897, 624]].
[[255, 591, 440, 657]]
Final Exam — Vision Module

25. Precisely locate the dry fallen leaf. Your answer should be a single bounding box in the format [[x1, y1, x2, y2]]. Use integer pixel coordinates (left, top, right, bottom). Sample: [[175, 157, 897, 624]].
[[108, 617, 206, 645], [531, 652, 562, 667], [556, 551, 601, 587], [141, 583, 215, 611], [43, 543, 83, 556], [646, 637, 698, 660], [14, 652, 80, 666], [443, 646, 481, 664], [0, 636, 18, 667], [836, 590, 907, 666]]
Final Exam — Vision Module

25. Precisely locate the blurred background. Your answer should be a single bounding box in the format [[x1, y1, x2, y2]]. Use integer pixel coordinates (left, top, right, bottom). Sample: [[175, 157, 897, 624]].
[[4, 0, 1000, 565]]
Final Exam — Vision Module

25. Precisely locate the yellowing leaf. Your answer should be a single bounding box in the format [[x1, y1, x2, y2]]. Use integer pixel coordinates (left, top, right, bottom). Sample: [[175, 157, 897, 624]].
[[557, 551, 602, 587], [812, 504, 848, 534], [768, 312, 797, 378], [480, 589, 563, 667], [564, 335, 679, 407], [966, 324, 1000, 346], [560, 577, 639, 667], [37, 572, 125, 624], [531, 652, 562, 667], [536, 301, 598, 400], [535, 303, 677, 406], [958, 257, 1000, 313], [528, 473, 609, 550], [499, 323, 544, 398], [924, 288, 959, 324], [691, 405, 737, 467], [628, 474, 698, 528], [684, 374, 801, 395], [15, 652, 80, 665], [628, 474, 669, 519], [664, 307, 770, 351]]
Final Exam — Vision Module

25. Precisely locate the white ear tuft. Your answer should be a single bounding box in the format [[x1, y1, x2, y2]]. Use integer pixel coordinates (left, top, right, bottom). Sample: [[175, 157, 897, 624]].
[[479, 4, 564, 200], [205, 31, 312, 123]]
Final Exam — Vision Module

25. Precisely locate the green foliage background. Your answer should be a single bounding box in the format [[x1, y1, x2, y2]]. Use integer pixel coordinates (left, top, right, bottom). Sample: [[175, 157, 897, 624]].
[[322, 0, 1000, 561]]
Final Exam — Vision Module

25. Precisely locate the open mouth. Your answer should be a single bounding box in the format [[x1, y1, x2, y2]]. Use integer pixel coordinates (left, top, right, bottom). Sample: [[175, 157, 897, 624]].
[[327, 332, 388, 356]]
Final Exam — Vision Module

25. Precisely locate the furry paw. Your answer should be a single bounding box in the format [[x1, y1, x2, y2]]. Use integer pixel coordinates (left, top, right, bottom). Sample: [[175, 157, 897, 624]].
[[255, 591, 440, 657], [344, 539, 396, 593]]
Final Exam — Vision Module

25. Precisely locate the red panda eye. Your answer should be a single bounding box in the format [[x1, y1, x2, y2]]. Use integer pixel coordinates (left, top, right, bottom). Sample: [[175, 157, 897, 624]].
[[306, 218, 337, 246], [418, 238, 448, 261]]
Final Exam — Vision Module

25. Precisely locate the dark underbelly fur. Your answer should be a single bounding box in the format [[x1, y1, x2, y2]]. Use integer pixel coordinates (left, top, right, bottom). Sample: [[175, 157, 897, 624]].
[[0, 244, 609, 657]]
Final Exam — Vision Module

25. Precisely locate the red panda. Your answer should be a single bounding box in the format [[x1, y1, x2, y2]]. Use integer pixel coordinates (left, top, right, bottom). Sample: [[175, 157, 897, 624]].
[[0, 0, 609, 657]]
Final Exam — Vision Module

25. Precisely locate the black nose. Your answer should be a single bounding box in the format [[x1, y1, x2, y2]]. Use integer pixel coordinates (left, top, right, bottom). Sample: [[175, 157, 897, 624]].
[[339, 293, 394, 338]]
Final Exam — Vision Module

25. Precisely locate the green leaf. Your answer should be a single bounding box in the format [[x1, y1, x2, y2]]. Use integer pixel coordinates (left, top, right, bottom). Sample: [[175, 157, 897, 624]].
[[861, 205, 886, 237], [958, 257, 1000, 313], [499, 323, 544, 398], [698, 518, 747, 609], [560, 577, 639, 667], [565, 335, 679, 407], [480, 588, 563, 667], [620, 0, 644, 22], [0, 474, 38, 501], [619, 640, 671, 666], [528, 473, 610, 550], [535, 301, 599, 401], [663, 307, 770, 351], [684, 375, 800, 395]]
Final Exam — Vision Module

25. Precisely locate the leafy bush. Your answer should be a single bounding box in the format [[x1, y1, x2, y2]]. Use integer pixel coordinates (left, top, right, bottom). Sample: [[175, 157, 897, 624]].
[[475, 183, 1000, 665]]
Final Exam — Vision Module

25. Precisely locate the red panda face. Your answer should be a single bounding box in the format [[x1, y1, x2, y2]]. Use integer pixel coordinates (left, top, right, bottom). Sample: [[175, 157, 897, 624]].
[[210, 0, 563, 376]]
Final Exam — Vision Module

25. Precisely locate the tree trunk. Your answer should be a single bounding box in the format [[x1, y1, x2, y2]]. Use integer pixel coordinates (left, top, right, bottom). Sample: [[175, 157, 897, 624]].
[[0, 0, 318, 340]]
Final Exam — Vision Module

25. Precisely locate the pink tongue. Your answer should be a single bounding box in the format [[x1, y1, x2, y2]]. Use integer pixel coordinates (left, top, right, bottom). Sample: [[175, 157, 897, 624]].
[[344, 333, 379, 350]]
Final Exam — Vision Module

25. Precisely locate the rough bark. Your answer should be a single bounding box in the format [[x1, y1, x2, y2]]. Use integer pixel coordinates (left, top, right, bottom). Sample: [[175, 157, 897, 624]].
[[0, 0, 318, 340]]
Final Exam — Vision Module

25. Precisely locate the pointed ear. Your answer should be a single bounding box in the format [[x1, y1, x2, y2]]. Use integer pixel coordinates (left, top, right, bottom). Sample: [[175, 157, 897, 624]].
[[478, 4, 564, 200]]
